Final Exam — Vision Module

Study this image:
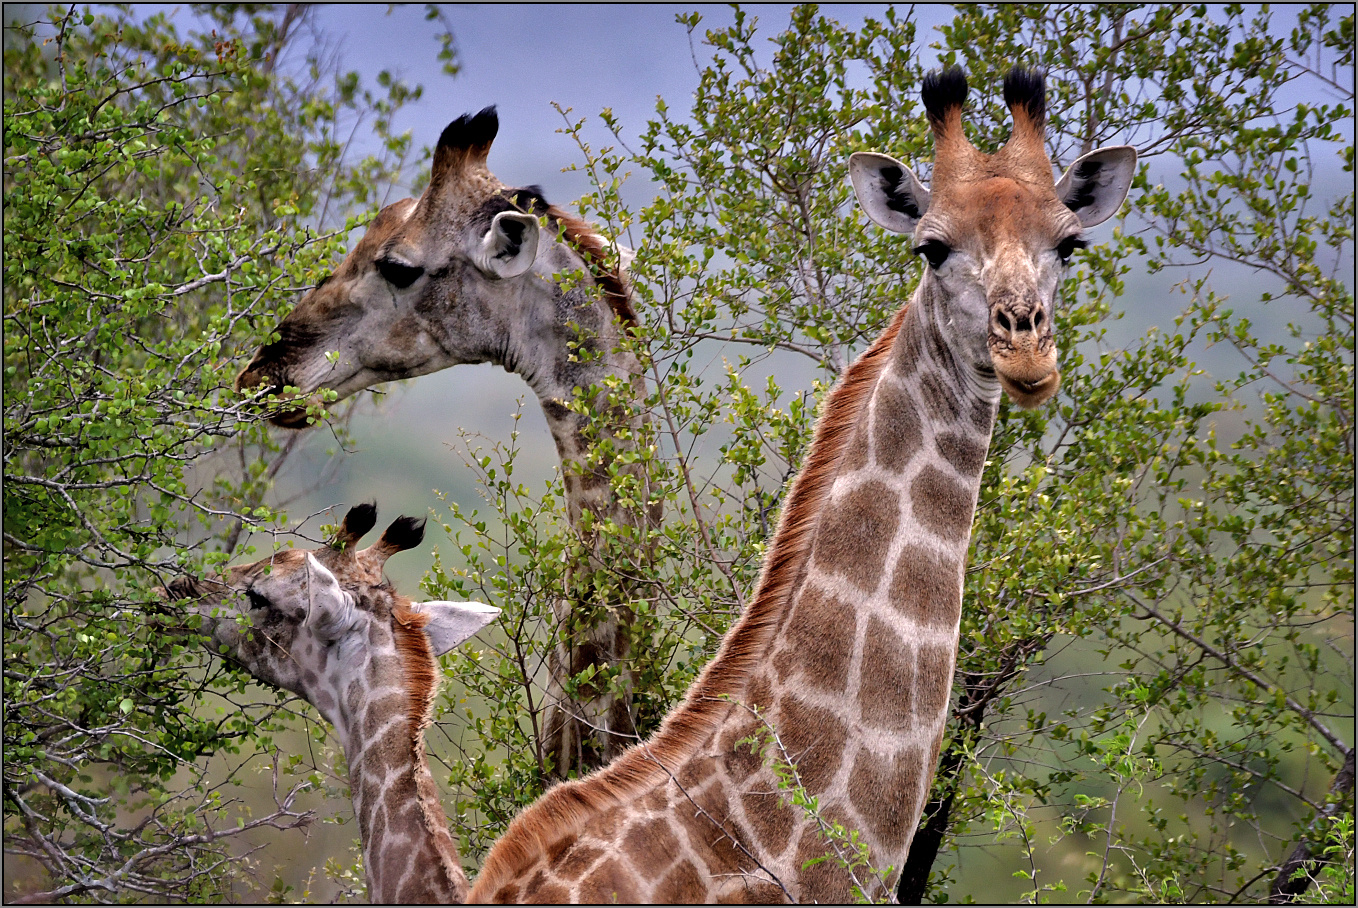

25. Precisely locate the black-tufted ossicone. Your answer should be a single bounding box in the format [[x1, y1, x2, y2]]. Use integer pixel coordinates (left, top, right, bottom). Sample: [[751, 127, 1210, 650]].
[[920, 66, 969, 127], [1002, 67, 1046, 126], [380, 516, 427, 553], [437, 106, 499, 153], [334, 501, 379, 551]]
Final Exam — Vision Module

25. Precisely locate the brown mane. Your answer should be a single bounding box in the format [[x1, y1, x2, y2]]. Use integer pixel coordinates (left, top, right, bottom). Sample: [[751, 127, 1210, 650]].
[[391, 600, 438, 742], [469, 304, 909, 900], [547, 205, 639, 331]]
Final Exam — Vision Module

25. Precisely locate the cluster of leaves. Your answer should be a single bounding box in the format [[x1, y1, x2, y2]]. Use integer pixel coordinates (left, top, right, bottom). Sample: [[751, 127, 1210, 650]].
[[2, 5, 448, 901], [428, 4, 1352, 904]]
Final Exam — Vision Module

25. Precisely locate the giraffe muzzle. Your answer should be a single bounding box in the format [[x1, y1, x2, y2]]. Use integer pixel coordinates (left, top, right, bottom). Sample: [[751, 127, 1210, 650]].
[[988, 299, 1059, 408]]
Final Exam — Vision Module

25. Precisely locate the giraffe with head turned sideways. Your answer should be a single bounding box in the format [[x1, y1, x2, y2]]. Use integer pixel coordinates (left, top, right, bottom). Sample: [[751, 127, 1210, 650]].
[[165, 503, 499, 903], [235, 108, 657, 781], [466, 65, 1136, 903]]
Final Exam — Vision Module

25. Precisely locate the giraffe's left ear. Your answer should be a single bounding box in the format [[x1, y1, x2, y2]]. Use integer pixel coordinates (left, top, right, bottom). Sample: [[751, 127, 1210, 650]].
[[414, 600, 501, 656], [1055, 146, 1138, 227]]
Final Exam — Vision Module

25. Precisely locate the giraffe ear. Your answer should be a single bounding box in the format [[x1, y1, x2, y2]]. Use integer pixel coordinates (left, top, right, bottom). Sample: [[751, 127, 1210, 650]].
[[1055, 145, 1138, 227], [414, 600, 501, 656], [850, 151, 930, 235], [477, 211, 540, 279]]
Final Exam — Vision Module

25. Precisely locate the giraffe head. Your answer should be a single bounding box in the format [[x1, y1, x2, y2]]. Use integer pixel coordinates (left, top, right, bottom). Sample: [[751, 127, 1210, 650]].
[[849, 66, 1136, 408], [166, 503, 499, 727], [236, 107, 633, 428]]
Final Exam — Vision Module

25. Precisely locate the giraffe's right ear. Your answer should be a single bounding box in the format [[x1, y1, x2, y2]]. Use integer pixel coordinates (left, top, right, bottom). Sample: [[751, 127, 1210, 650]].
[[476, 211, 540, 279], [414, 600, 501, 656], [849, 151, 931, 235]]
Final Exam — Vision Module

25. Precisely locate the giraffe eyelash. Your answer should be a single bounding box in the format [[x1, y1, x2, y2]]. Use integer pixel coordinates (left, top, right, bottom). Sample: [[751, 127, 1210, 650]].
[[1056, 236, 1088, 261]]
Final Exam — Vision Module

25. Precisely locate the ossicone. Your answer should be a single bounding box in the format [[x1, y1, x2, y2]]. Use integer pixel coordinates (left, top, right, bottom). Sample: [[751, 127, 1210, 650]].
[[437, 105, 499, 154], [431, 106, 499, 180], [358, 515, 428, 571], [920, 66, 969, 133], [332, 501, 379, 552], [1002, 66, 1046, 129]]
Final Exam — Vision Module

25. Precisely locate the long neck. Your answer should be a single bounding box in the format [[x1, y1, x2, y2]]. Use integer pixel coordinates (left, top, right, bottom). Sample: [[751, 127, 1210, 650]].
[[732, 291, 1000, 900], [335, 654, 470, 903], [466, 293, 1001, 903]]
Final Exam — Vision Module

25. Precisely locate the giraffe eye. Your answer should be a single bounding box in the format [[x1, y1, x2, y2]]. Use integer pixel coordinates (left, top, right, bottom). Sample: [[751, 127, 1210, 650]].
[[913, 239, 951, 269], [1056, 235, 1087, 263], [376, 257, 424, 289], [246, 590, 273, 612]]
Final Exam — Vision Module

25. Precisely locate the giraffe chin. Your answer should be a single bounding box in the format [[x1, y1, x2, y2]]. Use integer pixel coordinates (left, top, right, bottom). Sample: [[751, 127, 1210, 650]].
[[997, 368, 1061, 409]]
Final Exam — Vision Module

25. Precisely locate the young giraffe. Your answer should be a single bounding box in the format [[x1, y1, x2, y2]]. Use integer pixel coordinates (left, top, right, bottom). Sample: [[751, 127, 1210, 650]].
[[235, 108, 658, 779], [466, 66, 1136, 903], [166, 503, 499, 903]]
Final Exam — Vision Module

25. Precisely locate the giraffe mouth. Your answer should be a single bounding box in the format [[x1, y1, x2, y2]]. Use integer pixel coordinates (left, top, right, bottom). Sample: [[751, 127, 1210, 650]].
[[995, 366, 1061, 409], [990, 340, 1060, 409], [267, 394, 327, 429]]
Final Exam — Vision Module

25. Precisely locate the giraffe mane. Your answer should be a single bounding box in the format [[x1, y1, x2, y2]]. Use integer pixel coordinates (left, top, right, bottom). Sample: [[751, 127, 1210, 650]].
[[471, 304, 909, 899], [546, 205, 639, 331], [390, 597, 471, 894], [391, 598, 438, 740]]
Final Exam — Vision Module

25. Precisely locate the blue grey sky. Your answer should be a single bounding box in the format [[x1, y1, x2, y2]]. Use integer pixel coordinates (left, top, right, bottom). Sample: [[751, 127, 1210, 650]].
[[297, 4, 957, 206]]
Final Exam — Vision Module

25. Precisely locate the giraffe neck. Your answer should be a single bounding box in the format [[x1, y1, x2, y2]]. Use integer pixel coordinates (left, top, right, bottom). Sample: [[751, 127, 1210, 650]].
[[502, 271, 658, 775], [335, 640, 470, 902], [732, 287, 1000, 900], [521, 337, 653, 532], [465, 289, 1003, 902]]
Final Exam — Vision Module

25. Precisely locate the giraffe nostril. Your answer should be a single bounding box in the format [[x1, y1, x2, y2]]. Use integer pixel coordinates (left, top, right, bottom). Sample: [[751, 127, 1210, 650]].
[[995, 310, 1012, 334], [1033, 308, 1044, 330]]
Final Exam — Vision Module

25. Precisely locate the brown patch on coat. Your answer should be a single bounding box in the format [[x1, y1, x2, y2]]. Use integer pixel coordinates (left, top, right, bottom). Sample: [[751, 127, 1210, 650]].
[[719, 878, 790, 903], [919, 369, 962, 423], [872, 379, 924, 472], [622, 816, 680, 874], [793, 822, 856, 904], [741, 789, 796, 857], [778, 696, 848, 796], [812, 480, 900, 591], [913, 642, 956, 724], [659, 859, 707, 903], [846, 744, 926, 853], [677, 786, 745, 879], [522, 875, 571, 904], [575, 858, 634, 903], [887, 544, 963, 629], [718, 718, 766, 784], [936, 430, 988, 476], [841, 420, 871, 473], [857, 614, 915, 733], [779, 585, 855, 695], [910, 465, 975, 542]]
